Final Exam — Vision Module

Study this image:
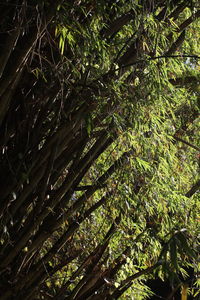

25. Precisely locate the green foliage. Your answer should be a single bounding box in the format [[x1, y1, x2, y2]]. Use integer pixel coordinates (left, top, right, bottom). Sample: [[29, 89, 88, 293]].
[[0, 1, 199, 299]]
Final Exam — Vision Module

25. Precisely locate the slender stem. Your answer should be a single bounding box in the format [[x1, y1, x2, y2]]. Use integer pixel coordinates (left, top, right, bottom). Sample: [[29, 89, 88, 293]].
[[174, 135, 200, 152]]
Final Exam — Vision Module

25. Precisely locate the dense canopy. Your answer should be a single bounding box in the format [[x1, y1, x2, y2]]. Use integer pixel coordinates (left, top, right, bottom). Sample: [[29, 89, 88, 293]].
[[0, 1, 199, 299]]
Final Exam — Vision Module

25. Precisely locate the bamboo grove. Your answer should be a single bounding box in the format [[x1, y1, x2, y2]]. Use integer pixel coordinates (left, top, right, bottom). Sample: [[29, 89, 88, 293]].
[[0, 1, 199, 299]]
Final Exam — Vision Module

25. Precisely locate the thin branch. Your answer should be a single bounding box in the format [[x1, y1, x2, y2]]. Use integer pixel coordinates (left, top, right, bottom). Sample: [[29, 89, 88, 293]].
[[178, 10, 200, 32], [173, 136, 200, 152], [169, 75, 199, 86], [74, 184, 107, 191], [185, 179, 200, 198], [108, 261, 162, 299], [115, 54, 200, 71]]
